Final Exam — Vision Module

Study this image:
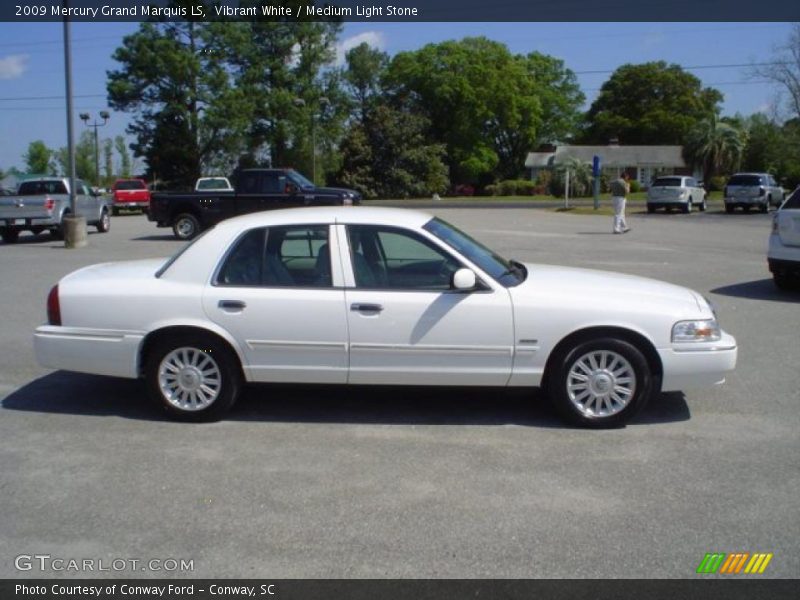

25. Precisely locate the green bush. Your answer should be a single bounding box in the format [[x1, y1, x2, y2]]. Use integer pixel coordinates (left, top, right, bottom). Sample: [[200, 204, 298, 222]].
[[485, 184, 498, 196], [629, 179, 641, 193], [708, 175, 727, 192]]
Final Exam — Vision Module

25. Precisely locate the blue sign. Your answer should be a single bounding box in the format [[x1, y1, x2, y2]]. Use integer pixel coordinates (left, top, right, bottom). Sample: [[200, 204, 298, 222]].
[[592, 155, 601, 177]]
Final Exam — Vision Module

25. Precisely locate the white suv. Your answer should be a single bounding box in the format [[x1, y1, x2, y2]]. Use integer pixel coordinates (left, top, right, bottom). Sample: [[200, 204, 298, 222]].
[[647, 176, 707, 213], [768, 186, 800, 290], [725, 173, 784, 213]]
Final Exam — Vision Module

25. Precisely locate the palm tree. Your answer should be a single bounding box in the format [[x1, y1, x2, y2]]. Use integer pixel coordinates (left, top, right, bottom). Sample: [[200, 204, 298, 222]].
[[684, 114, 747, 185], [555, 156, 593, 198]]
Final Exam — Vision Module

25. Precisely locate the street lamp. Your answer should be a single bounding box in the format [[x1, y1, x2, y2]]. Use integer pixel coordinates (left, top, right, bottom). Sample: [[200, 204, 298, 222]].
[[293, 97, 329, 184], [79, 110, 110, 189]]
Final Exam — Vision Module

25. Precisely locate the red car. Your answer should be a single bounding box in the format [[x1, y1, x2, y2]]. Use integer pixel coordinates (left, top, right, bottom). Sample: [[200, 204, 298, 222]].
[[111, 179, 150, 215]]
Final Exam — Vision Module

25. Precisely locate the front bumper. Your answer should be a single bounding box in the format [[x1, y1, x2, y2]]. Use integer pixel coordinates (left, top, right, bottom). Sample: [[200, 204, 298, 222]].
[[658, 331, 737, 391]]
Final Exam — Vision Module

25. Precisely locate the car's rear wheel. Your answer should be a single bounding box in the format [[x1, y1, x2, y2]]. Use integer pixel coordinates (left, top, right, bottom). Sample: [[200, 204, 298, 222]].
[[683, 201, 692, 214], [647, 204, 656, 213], [760, 202, 769, 213], [547, 337, 654, 428], [145, 334, 241, 422], [173, 213, 201, 240], [725, 204, 734, 214], [773, 272, 800, 292], [0, 228, 19, 243], [700, 198, 707, 211]]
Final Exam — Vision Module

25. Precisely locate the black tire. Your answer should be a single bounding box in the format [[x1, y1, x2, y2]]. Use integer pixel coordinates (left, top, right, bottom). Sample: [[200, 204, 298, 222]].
[[760, 202, 768, 214], [112, 206, 120, 217], [145, 333, 242, 422], [1, 228, 20, 244], [699, 199, 707, 212], [646, 204, 656, 213], [172, 213, 201, 240], [773, 273, 800, 292], [50, 228, 64, 240], [96, 209, 110, 233], [725, 204, 734, 214], [546, 337, 654, 428], [683, 201, 692, 214]]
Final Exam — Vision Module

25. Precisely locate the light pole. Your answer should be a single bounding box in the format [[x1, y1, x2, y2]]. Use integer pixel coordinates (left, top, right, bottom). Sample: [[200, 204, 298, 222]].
[[293, 97, 329, 184], [79, 110, 110, 189]]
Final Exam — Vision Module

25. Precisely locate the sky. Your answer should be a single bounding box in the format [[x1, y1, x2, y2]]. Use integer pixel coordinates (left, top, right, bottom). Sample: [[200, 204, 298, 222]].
[[0, 21, 794, 173]]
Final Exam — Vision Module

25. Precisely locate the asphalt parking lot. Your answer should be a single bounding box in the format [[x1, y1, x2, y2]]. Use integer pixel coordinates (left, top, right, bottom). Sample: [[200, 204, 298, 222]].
[[0, 206, 797, 579]]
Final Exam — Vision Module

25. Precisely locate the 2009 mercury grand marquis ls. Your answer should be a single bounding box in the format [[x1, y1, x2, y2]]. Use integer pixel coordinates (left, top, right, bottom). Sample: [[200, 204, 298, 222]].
[[34, 207, 737, 427]]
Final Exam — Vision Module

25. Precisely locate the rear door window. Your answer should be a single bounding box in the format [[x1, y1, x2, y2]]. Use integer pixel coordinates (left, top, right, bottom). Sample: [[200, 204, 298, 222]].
[[652, 177, 682, 187], [727, 175, 762, 186]]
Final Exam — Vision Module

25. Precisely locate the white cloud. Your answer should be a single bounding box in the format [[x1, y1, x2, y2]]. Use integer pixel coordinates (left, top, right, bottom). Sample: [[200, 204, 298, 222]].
[[335, 32, 386, 66], [0, 54, 29, 79]]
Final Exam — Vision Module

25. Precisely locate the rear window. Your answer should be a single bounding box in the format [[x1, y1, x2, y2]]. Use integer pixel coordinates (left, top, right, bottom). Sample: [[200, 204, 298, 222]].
[[115, 180, 146, 190], [783, 188, 800, 210], [727, 175, 763, 186], [197, 178, 230, 190], [652, 177, 683, 187], [18, 180, 68, 195]]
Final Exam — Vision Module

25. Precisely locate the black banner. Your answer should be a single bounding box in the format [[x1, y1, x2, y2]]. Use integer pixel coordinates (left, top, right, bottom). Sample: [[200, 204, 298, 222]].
[[2, 580, 799, 600], [2, 0, 800, 22]]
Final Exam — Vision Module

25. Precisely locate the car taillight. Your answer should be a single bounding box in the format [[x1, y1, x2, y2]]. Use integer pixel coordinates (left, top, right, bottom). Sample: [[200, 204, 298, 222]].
[[47, 284, 61, 326], [44, 196, 55, 211]]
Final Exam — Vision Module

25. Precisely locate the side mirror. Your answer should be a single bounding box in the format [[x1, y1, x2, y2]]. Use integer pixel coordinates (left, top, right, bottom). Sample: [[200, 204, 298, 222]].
[[452, 268, 477, 290], [284, 183, 299, 195]]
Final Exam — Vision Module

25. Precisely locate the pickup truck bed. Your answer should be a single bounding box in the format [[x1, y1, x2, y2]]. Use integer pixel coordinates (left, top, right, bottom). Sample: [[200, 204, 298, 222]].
[[148, 168, 361, 239]]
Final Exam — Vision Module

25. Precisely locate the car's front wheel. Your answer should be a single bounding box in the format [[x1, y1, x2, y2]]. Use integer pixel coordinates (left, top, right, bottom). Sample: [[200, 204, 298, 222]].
[[172, 213, 201, 240], [96, 209, 110, 233], [547, 337, 654, 428], [145, 334, 242, 422]]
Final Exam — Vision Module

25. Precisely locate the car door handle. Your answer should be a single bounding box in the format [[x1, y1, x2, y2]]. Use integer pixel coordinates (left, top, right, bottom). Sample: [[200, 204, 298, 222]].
[[350, 303, 383, 313], [218, 300, 246, 311]]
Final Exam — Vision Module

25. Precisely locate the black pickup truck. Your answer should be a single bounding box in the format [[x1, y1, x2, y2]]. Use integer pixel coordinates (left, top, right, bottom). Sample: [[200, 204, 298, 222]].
[[148, 168, 361, 240]]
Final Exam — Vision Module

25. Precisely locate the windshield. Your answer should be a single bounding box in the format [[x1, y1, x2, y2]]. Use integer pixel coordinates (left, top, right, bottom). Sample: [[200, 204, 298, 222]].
[[652, 177, 682, 187], [423, 217, 525, 287], [287, 170, 315, 189]]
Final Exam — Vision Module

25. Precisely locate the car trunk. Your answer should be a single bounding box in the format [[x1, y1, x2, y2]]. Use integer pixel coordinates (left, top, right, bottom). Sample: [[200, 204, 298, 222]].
[[726, 175, 763, 199], [0, 195, 53, 220]]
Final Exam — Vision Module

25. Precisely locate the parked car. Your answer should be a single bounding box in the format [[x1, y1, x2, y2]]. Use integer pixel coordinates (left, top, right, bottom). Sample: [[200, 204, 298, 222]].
[[195, 177, 234, 192], [647, 176, 707, 213], [34, 207, 737, 427], [148, 168, 361, 240], [724, 173, 784, 213], [111, 178, 151, 215], [768, 186, 800, 290], [0, 177, 110, 243]]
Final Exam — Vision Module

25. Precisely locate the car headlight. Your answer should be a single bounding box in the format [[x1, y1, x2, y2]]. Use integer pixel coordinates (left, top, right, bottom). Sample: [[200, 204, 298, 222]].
[[672, 319, 721, 343]]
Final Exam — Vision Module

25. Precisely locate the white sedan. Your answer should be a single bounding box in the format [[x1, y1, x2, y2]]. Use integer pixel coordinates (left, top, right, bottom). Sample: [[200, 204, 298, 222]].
[[34, 207, 737, 427]]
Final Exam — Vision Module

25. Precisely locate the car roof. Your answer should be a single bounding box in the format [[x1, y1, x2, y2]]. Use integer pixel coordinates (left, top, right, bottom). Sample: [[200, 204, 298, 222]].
[[214, 206, 433, 234]]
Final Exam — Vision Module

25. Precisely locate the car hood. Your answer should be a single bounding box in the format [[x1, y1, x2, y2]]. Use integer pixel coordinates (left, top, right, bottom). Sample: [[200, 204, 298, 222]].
[[511, 263, 704, 312]]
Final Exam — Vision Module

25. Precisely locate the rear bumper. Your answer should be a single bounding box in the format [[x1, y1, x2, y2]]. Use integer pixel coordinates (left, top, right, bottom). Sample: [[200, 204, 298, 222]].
[[725, 196, 765, 205], [34, 325, 144, 379], [113, 200, 149, 208], [2, 216, 58, 229], [658, 332, 737, 391]]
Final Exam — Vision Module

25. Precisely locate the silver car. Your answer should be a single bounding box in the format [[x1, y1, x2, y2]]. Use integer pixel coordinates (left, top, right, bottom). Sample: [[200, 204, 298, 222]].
[[647, 176, 707, 213], [724, 173, 784, 214]]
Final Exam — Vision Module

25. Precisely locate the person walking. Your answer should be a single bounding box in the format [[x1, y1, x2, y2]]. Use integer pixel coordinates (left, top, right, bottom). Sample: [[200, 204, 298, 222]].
[[610, 172, 631, 234]]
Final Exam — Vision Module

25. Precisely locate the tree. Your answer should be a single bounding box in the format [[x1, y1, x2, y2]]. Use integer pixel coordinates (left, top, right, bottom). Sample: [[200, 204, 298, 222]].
[[582, 62, 723, 145], [107, 7, 252, 187], [522, 52, 585, 144], [103, 138, 114, 181], [684, 113, 747, 184], [752, 24, 800, 120], [23, 140, 55, 175], [54, 131, 97, 182], [344, 42, 389, 124], [551, 156, 593, 198], [386, 37, 543, 185], [336, 103, 448, 199], [114, 136, 132, 178], [740, 113, 782, 174]]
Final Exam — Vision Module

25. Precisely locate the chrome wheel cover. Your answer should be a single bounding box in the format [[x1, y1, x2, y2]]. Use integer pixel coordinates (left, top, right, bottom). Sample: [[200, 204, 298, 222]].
[[567, 350, 636, 418], [158, 347, 221, 411], [176, 218, 195, 238]]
